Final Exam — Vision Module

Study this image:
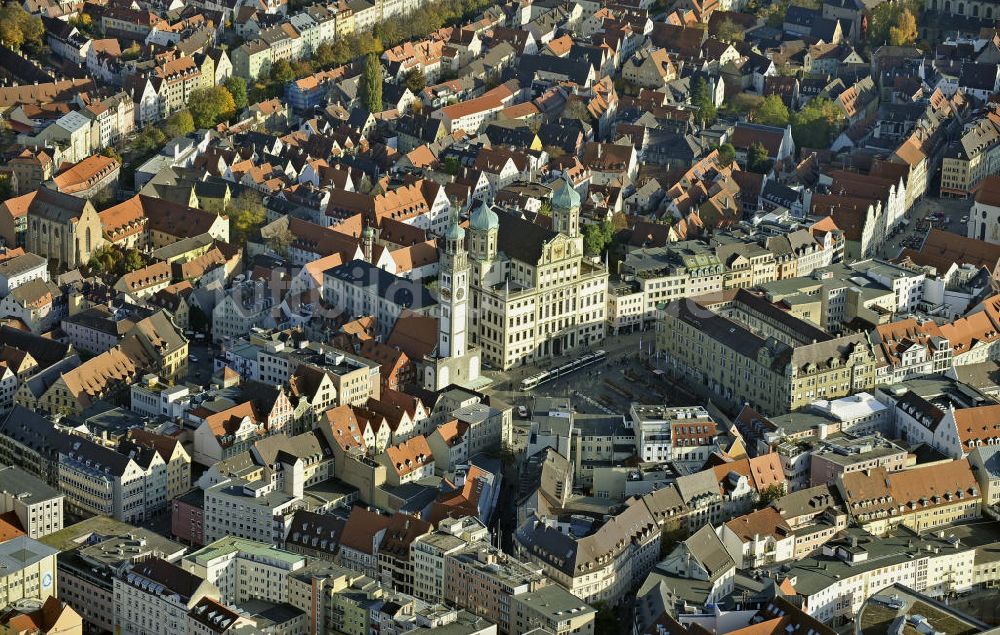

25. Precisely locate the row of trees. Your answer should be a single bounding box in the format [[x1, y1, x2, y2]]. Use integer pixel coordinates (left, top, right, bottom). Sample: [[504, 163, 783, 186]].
[[251, 0, 496, 102]]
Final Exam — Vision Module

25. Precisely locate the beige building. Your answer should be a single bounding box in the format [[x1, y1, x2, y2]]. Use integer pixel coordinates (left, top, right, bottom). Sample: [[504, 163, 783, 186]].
[[467, 183, 607, 370], [128, 429, 191, 502], [151, 56, 209, 117], [656, 290, 876, 415], [941, 116, 1000, 198], [511, 585, 596, 635], [113, 558, 219, 635], [621, 48, 676, 88], [24, 188, 103, 271], [838, 460, 981, 536], [618, 241, 725, 326], [514, 496, 660, 605], [58, 432, 169, 523], [7, 148, 54, 196], [0, 536, 58, 608]]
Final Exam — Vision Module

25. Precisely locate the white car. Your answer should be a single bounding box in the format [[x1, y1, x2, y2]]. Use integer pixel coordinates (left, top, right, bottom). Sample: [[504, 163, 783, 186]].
[[517, 405, 528, 417], [189, 355, 199, 363], [961, 216, 968, 223]]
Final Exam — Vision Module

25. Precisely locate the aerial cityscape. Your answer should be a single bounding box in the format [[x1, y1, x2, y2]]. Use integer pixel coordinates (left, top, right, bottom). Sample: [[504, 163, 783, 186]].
[[0, 0, 995, 633]]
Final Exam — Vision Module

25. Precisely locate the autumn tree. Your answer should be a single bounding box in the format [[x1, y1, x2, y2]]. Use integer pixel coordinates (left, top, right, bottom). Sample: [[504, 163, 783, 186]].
[[229, 190, 267, 245], [188, 86, 237, 128], [889, 9, 918, 46], [0, 5, 43, 51]]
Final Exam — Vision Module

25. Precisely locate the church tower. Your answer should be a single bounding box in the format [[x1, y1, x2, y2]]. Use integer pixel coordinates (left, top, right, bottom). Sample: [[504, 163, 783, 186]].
[[551, 173, 581, 239], [438, 209, 469, 359]]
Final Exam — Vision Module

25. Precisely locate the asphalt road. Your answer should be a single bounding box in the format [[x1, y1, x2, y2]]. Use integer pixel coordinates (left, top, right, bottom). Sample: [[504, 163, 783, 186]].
[[186, 341, 216, 385]]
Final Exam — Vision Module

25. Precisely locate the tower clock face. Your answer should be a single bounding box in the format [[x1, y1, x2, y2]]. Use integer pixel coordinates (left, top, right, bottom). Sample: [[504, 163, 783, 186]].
[[456, 288, 466, 301]]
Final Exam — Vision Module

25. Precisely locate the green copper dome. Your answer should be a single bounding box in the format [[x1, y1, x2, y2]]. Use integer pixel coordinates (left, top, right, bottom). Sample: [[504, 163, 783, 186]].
[[445, 216, 465, 241], [552, 175, 581, 209], [469, 199, 499, 231]]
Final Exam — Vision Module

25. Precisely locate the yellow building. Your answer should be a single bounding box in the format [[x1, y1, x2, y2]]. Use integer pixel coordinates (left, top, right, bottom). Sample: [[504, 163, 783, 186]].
[[839, 461, 981, 537]]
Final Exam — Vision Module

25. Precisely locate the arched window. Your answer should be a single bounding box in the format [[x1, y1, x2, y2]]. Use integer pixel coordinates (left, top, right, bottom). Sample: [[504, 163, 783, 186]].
[[86, 227, 92, 253], [973, 4, 979, 16], [958, 2, 965, 14], [988, 6, 994, 17]]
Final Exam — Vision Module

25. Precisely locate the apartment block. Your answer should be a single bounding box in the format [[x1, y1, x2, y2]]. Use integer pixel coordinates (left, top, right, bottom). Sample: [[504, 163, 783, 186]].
[[182, 537, 306, 605], [113, 558, 219, 635], [0, 465, 63, 538]]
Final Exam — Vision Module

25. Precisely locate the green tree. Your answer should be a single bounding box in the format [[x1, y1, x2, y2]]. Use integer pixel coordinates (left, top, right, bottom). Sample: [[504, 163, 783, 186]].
[[757, 483, 786, 508], [225, 76, 249, 113], [442, 156, 461, 175], [537, 200, 552, 216], [889, 9, 918, 46], [266, 226, 295, 257], [162, 110, 195, 138], [359, 53, 383, 113], [189, 306, 209, 332], [404, 67, 426, 94], [562, 98, 591, 122], [315, 42, 335, 68], [188, 86, 237, 128], [136, 126, 167, 153], [122, 249, 145, 273], [659, 525, 688, 559], [756, 94, 790, 127], [101, 147, 122, 163], [0, 173, 12, 200], [270, 59, 295, 84], [690, 75, 717, 126], [229, 190, 267, 244], [747, 141, 772, 173], [582, 221, 614, 256], [791, 96, 843, 150], [715, 17, 744, 43], [718, 142, 736, 167]]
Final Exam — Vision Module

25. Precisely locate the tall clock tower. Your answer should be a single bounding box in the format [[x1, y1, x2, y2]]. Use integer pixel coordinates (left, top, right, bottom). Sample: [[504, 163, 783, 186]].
[[439, 211, 469, 359], [425, 206, 482, 390]]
